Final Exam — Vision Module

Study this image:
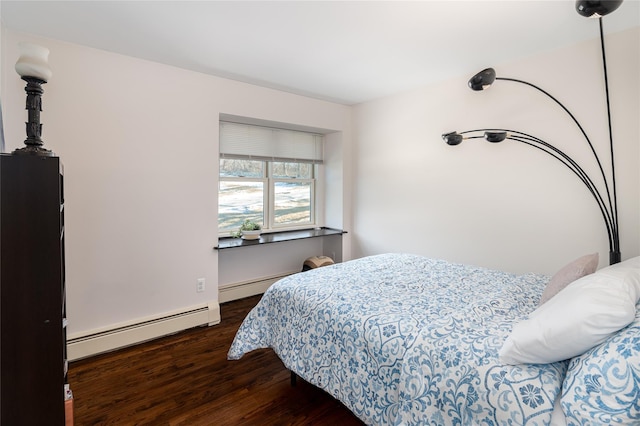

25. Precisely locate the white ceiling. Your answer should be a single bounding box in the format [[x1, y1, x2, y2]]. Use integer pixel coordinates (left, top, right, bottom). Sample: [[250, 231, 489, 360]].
[[2, 1, 639, 105]]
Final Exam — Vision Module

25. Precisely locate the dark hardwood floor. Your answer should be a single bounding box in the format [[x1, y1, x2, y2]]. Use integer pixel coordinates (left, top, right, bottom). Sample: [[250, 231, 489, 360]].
[[68, 295, 364, 425]]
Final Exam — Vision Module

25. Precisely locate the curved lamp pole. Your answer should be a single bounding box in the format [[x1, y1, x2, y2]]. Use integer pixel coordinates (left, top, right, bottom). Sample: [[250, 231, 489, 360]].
[[443, 0, 623, 265]]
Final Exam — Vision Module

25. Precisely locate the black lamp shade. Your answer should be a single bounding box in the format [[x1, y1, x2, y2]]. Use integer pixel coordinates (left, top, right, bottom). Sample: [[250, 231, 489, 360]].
[[484, 131, 507, 143], [442, 132, 463, 145], [576, 0, 623, 17], [468, 68, 496, 91]]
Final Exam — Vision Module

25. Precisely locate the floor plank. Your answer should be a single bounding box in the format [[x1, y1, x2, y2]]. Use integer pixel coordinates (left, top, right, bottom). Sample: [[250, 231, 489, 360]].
[[68, 295, 364, 425]]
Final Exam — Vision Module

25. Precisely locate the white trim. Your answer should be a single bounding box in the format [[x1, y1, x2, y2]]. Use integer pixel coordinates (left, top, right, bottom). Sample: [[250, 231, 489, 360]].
[[208, 301, 221, 326], [218, 271, 296, 303], [67, 302, 220, 361]]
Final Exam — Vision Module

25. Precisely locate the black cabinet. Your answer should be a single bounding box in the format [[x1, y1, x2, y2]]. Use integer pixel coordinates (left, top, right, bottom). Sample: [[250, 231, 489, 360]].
[[0, 153, 67, 425]]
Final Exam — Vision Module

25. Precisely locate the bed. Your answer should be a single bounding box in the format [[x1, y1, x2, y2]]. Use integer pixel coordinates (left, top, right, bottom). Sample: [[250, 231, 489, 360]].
[[228, 253, 640, 425]]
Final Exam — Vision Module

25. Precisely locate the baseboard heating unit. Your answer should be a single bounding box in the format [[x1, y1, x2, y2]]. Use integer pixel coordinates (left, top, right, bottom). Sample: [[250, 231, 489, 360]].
[[218, 271, 296, 304], [67, 302, 220, 361]]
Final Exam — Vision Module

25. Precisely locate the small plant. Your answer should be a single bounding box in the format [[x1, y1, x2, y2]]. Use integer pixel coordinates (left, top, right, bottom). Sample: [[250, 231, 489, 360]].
[[232, 219, 262, 238]]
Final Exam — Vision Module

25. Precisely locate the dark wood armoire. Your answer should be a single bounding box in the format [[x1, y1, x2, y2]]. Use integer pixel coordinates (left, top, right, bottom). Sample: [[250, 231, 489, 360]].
[[0, 153, 67, 425]]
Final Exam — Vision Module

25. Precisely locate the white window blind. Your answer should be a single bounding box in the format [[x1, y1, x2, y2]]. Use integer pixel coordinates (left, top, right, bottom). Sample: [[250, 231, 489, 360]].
[[219, 121, 323, 164]]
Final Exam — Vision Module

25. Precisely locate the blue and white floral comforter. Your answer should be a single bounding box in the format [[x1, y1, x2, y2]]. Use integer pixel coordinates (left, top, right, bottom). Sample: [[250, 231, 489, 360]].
[[228, 253, 567, 425]]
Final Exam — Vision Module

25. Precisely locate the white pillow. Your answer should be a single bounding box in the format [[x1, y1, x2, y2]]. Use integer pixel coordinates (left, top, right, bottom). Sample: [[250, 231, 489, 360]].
[[499, 256, 640, 365]]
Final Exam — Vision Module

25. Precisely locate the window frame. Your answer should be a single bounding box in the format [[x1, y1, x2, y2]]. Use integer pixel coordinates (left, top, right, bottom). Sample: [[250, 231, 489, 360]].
[[218, 159, 318, 236], [268, 162, 316, 230]]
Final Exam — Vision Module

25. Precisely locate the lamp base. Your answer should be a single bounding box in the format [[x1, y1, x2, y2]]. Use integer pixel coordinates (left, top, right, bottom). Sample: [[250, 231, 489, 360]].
[[13, 76, 54, 156], [12, 145, 54, 156], [609, 251, 621, 265]]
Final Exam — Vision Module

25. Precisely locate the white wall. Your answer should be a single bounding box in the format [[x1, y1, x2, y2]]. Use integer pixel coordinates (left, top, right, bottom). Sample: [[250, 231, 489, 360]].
[[1, 30, 352, 338], [1, 24, 637, 347], [352, 28, 639, 275]]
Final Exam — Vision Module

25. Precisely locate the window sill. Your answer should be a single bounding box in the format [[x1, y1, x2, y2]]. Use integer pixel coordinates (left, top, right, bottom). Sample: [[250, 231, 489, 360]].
[[214, 227, 346, 250]]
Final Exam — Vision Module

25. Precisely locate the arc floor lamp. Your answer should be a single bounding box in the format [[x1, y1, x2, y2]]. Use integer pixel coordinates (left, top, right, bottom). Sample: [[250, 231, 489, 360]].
[[443, 0, 624, 265]]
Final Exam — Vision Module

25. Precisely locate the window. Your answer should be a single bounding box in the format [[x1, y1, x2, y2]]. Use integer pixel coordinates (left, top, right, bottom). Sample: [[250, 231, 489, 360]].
[[218, 121, 323, 234]]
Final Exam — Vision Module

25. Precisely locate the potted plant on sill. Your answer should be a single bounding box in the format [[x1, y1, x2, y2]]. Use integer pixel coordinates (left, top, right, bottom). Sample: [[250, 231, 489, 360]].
[[233, 219, 262, 240]]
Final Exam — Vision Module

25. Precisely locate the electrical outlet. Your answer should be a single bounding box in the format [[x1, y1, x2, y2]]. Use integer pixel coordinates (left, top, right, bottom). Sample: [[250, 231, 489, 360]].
[[196, 278, 205, 293]]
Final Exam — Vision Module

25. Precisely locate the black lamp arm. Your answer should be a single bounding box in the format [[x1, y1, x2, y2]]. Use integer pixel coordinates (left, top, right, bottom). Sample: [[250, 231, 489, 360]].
[[456, 128, 619, 261], [495, 76, 615, 222], [510, 132, 613, 224], [511, 135, 619, 260], [598, 17, 619, 248], [459, 129, 614, 236], [508, 135, 615, 247]]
